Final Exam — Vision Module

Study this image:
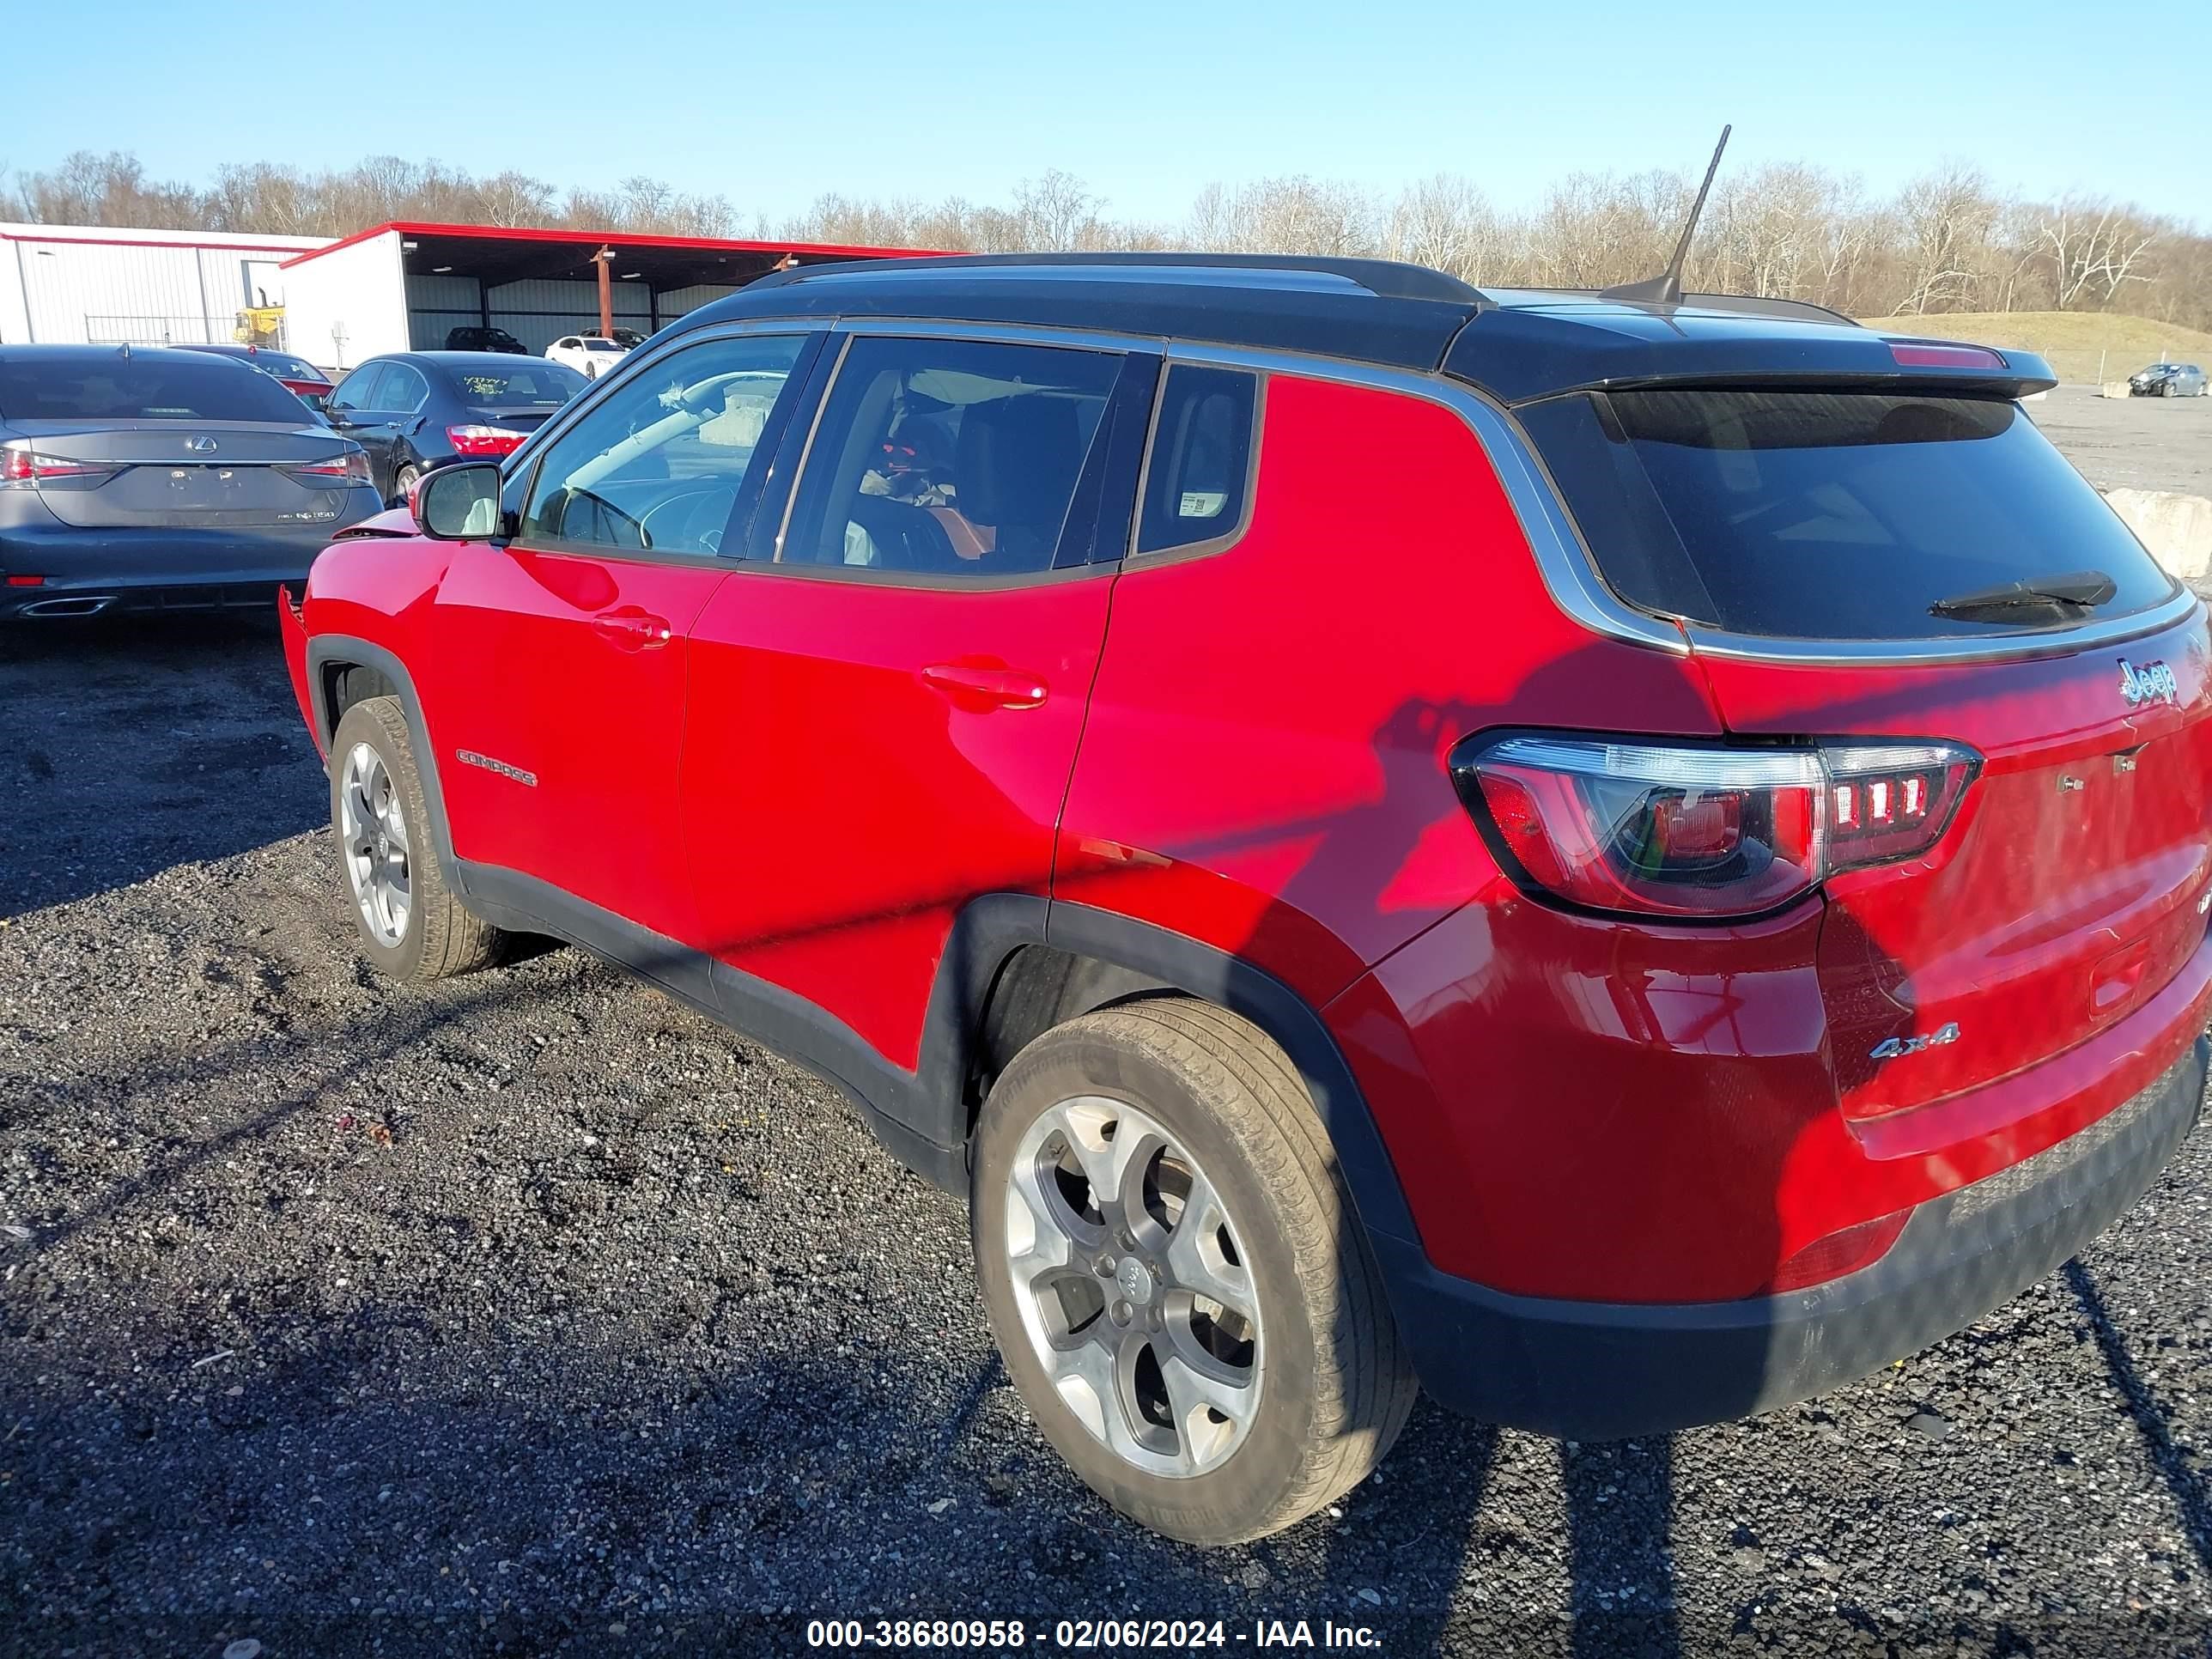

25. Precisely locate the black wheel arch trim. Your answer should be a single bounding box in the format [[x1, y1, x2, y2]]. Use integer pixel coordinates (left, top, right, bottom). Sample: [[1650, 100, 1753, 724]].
[[305, 635, 461, 884], [298, 647, 1423, 1257]]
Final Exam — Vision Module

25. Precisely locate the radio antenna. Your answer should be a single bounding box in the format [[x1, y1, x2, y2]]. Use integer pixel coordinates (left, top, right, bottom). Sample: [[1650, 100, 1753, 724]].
[[1601, 125, 1731, 307]]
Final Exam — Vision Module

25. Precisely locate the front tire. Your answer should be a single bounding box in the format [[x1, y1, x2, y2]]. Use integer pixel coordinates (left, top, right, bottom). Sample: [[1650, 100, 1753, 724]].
[[970, 998, 1415, 1545], [328, 696, 506, 981]]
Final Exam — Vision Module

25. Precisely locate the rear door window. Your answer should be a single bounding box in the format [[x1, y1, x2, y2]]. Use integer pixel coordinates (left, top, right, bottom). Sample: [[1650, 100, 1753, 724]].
[[329, 364, 390, 414], [1522, 388, 2177, 641], [778, 335, 1123, 579], [0, 355, 318, 422], [1137, 366, 1258, 556]]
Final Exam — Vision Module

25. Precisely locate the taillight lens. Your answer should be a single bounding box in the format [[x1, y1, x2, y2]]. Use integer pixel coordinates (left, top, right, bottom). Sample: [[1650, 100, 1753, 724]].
[[447, 424, 528, 458], [1454, 734, 1978, 920], [283, 450, 374, 487], [0, 446, 114, 489]]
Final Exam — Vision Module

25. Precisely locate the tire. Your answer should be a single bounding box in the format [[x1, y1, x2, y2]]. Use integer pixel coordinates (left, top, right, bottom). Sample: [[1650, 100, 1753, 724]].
[[390, 463, 421, 510], [970, 997, 1415, 1545], [328, 695, 506, 981]]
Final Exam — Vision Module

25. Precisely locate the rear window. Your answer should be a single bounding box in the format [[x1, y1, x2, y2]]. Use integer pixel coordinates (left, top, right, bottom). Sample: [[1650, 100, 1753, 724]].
[[253, 352, 328, 384], [452, 364, 587, 408], [0, 355, 317, 423], [1522, 389, 2176, 641]]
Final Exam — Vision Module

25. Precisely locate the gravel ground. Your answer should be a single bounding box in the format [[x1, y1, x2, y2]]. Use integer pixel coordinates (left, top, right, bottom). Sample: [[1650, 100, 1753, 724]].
[[2026, 385, 2212, 498], [8, 592, 2212, 1659]]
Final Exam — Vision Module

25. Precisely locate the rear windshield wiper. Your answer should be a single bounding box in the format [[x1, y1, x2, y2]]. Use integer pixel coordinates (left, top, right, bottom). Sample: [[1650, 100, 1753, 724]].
[[1928, 569, 2117, 620]]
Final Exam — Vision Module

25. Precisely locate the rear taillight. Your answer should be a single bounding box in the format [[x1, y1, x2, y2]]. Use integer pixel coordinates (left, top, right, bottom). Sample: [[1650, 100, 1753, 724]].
[[0, 446, 114, 489], [1453, 733, 1978, 920], [283, 450, 374, 487], [447, 424, 528, 459]]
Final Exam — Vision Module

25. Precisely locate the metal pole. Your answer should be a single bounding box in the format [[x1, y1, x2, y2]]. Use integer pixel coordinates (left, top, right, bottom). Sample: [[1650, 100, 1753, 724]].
[[597, 248, 613, 339]]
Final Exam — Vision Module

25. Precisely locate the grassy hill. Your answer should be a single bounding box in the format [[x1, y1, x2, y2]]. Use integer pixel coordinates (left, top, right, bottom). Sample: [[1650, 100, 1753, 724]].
[[1857, 311, 2212, 384]]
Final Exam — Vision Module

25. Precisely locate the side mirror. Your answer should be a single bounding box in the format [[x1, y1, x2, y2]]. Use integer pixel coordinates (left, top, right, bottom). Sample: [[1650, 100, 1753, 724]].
[[415, 462, 505, 541]]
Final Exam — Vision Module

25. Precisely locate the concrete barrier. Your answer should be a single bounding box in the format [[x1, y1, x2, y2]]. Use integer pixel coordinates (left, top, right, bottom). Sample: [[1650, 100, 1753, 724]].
[[2106, 488, 2212, 585], [2101, 381, 2134, 398]]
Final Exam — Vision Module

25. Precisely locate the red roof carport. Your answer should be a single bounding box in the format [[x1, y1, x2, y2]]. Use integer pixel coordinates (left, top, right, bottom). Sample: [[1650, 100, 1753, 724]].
[[278, 221, 939, 362]]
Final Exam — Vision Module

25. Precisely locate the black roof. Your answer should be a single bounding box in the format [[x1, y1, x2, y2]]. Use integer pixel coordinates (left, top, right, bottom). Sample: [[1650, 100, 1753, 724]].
[[669, 253, 2057, 402]]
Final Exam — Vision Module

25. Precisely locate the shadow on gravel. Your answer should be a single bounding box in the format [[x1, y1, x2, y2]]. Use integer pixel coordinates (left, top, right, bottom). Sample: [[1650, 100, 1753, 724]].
[[1311, 1410, 1680, 1657], [2064, 1258, 2212, 1576], [0, 611, 323, 917]]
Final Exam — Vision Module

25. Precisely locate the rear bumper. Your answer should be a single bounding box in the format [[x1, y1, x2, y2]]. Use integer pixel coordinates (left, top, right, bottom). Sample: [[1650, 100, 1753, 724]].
[[0, 580, 296, 619], [1388, 1034, 2208, 1439], [0, 500, 376, 617]]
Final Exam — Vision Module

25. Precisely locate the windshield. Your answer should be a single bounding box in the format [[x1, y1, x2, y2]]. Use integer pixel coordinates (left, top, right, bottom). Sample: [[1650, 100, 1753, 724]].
[[581, 338, 618, 350], [451, 364, 588, 408], [1522, 388, 2177, 641], [0, 355, 320, 423]]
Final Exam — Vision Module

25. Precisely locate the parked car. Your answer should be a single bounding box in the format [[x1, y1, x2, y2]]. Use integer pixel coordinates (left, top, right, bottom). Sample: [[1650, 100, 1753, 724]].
[[175, 343, 337, 412], [281, 254, 2211, 1545], [546, 333, 629, 378], [323, 352, 587, 505], [609, 326, 648, 350], [1, 343, 378, 619], [2130, 362, 2209, 397], [443, 326, 527, 355]]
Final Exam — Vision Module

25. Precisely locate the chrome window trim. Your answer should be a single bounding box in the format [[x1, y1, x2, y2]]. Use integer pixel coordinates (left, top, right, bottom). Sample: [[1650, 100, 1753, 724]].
[[637, 314, 2208, 667]]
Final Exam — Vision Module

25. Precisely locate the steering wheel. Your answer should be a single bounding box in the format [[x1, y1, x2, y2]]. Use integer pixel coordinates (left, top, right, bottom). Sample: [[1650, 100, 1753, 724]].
[[638, 486, 738, 554]]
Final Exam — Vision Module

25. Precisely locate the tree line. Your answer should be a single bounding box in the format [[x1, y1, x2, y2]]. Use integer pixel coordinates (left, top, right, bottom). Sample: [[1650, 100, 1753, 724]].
[[9, 149, 2209, 330]]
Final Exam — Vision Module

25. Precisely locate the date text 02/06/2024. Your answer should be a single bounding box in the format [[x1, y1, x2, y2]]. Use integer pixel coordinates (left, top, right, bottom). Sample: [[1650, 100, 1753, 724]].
[[803, 1617, 1384, 1649]]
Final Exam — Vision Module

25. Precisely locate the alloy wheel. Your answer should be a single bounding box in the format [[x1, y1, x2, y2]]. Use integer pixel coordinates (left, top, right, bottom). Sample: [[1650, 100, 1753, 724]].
[[1004, 1094, 1262, 1478], [338, 740, 411, 947]]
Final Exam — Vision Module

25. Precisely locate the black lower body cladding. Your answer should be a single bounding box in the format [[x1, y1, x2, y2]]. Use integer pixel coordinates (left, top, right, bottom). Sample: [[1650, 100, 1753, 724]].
[[1388, 1037, 2209, 1440]]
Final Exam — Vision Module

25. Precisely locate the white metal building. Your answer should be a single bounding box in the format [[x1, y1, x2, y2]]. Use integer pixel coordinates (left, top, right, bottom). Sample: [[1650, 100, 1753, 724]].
[[0, 222, 333, 347], [280, 222, 927, 373]]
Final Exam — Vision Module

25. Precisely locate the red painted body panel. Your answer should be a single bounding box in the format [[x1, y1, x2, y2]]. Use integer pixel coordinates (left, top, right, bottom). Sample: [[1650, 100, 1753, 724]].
[[422, 544, 731, 941], [1056, 372, 1722, 1011], [1698, 611, 2212, 1121], [286, 348, 2212, 1326], [682, 568, 1115, 1070], [1332, 897, 2212, 1303], [277, 588, 317, 752]]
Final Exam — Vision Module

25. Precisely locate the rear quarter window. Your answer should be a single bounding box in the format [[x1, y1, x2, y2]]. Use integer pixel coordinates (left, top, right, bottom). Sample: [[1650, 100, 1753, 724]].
[[1522, 388, 2177, 641], [1137, 366, 1258, 556]]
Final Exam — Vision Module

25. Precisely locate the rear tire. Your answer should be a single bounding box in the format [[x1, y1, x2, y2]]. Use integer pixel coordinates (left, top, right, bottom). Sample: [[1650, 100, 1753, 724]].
[[390, 463, 422, 510], [970, 997, 1415, 1545], [328, 695, 506, 981]]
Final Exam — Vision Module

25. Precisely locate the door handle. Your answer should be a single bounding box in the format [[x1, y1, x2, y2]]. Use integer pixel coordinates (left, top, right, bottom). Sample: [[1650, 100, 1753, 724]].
[[920, 662, 1049, 711], [592, 608, 673, 651]]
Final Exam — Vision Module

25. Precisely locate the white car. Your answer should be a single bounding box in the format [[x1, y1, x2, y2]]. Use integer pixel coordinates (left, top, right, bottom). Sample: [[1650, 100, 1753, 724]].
[[546, 335, 629, 379]]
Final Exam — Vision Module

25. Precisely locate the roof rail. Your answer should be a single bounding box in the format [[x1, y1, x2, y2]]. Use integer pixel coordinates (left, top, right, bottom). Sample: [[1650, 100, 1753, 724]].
[[754, 250, 1488, 307]]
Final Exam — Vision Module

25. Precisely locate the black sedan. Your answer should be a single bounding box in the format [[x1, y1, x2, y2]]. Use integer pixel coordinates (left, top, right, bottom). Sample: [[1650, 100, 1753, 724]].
[[323, 353, 588, 505], [0, 344, 381, 620], [2129, 362, 2209, 397]]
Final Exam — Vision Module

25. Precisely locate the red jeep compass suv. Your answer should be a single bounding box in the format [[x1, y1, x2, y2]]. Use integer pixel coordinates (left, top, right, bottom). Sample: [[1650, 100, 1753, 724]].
[[280, 254, 2212, 1545]]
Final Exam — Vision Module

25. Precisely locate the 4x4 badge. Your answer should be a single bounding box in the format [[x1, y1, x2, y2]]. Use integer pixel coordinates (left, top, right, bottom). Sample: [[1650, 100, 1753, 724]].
[[1870, 1022, 1960, 1061], [2118, 659, 2178, 708]]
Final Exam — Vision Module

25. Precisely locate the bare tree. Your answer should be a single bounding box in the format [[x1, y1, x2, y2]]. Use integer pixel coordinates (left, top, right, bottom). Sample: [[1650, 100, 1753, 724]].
[[2035, 195, 2159, 308], [1895, 161, 2002, 313]]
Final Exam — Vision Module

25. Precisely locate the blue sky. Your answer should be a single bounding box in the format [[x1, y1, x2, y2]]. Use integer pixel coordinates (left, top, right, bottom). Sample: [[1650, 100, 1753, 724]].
[[12, 0, 2209, 226]]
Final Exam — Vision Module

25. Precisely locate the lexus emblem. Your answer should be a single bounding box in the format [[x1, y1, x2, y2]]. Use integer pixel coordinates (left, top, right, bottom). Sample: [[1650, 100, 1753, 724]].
[[184, 435, 219, 454], [2118, 659, 2178, 708]]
